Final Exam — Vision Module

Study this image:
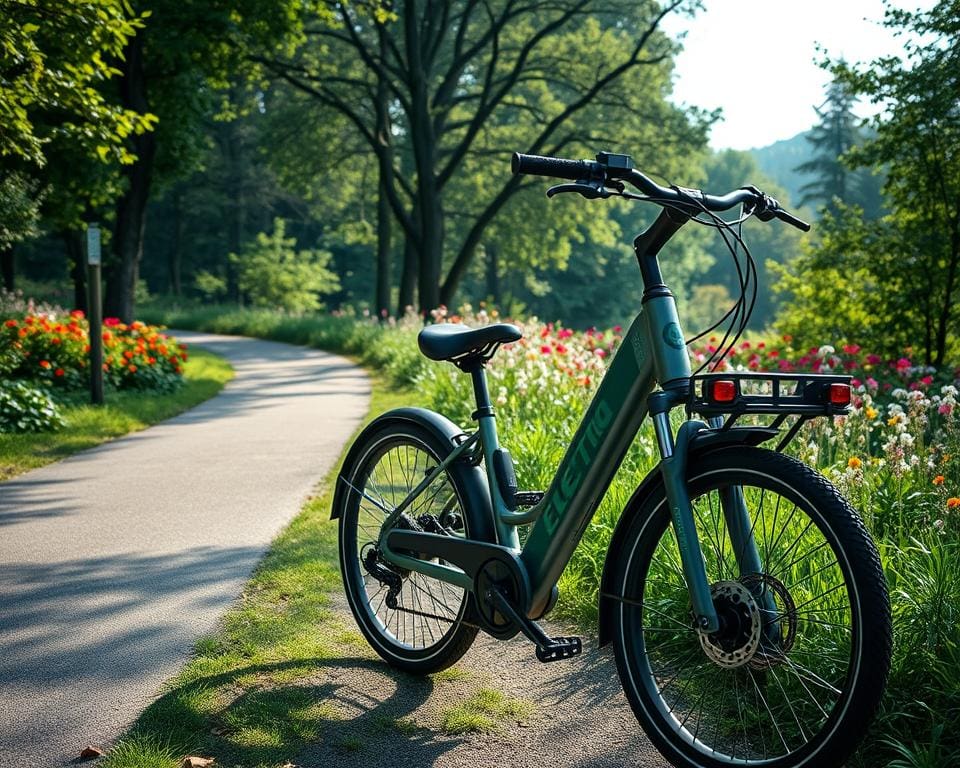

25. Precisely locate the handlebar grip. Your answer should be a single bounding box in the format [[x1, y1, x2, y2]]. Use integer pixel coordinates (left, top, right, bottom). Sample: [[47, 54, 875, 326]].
[[774, 208, 811, 232], [512, 152, 598, 181]]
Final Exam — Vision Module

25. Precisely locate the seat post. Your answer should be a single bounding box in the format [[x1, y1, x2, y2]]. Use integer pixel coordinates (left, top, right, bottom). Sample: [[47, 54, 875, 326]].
[[465, 363, 521, 550], [468, 365, 494, 419]]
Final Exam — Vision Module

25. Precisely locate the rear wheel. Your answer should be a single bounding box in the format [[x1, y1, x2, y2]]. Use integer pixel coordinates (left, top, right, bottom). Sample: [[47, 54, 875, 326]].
[[610, 448, 891, 768], [336, 421, 480, 673]]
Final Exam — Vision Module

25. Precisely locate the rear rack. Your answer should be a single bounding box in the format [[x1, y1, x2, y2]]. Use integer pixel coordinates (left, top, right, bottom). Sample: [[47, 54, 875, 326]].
[[688, 372, 852, 452]]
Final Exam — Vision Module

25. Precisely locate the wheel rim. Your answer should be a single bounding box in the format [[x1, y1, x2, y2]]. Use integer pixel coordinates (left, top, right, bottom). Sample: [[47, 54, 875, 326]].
[[349, 436, 470, 653], [623, 469, 858, 765]]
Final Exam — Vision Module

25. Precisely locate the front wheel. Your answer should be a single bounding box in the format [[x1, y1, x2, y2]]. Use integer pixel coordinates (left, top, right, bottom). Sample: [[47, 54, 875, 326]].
[[610, 448, 891, 768]]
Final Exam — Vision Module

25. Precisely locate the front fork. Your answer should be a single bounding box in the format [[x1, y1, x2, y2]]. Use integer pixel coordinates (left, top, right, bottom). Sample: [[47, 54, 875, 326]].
[[651, 397, 776, 634]]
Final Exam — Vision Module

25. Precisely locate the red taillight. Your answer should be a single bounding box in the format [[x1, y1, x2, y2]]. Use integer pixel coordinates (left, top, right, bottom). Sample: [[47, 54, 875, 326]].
[[711, 380, 737, 403], [829, 383, 851, 405]]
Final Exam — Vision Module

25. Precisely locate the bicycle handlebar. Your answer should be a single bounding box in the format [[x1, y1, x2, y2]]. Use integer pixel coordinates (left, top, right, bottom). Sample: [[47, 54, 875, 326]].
[[511, 152, 810, 232]]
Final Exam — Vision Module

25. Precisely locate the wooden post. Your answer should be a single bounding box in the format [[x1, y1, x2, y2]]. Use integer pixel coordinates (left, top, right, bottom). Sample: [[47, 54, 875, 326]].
[[86, 223, 104, 406]]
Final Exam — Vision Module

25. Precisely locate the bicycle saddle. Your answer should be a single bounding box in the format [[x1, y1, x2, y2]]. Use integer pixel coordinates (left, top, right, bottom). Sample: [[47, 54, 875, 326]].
[[417, 322, 522, 364]]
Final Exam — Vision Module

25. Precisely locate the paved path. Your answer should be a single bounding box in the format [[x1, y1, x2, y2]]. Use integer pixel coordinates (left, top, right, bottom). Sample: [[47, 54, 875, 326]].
[[0, 331, 369, 767]]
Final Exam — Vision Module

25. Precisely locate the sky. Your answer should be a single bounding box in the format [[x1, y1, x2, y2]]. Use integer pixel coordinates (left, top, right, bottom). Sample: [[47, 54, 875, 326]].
[[661, 0, 936, 150]]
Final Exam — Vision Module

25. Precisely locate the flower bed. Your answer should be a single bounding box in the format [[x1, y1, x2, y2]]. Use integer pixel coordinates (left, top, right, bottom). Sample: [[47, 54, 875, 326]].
[[415, 311, 960, 766], [0, 301, 188, 432]]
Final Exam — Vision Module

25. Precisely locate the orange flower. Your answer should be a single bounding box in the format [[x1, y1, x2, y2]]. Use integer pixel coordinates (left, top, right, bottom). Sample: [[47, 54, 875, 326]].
[[947, 498, 960, 509], [39, 360, 50, 369], [933, 475, 945, 486], [128, 364, 137, 373], [847, 457, 862, 470]]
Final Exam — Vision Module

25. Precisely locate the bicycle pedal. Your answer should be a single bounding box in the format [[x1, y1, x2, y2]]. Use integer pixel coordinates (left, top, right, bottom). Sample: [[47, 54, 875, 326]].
[[535, 636, 582, 663], [514, 491, 544, 507]]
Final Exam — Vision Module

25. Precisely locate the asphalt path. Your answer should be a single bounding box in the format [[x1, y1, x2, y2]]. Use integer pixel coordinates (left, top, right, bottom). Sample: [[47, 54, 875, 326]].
[[0, 331, 369, 766]]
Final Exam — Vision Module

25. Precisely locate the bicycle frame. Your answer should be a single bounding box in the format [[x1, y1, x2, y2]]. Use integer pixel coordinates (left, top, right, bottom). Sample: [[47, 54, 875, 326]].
[[377, 209, 763, 632]]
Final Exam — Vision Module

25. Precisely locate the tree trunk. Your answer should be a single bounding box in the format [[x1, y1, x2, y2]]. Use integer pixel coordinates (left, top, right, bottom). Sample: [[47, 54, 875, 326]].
[[222, 118, 247, 303], [416, 195, 442, 313], [64, 231, 86, 313], [106, 34, 155, 322], [169, 186, 183, 296], [376, 178, 391, 319], [374, 36, 392, 321], [934, 222, 960, 367], [485, 243, 499, 305], [398, 237, 417, 317], [0, 244, 13, 292]]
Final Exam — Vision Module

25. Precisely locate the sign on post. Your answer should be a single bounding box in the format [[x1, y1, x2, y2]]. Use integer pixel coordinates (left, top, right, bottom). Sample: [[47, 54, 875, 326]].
[[86, 223, 104, 405]]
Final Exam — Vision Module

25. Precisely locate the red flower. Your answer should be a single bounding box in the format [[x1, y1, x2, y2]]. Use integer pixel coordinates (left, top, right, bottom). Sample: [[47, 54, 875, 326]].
[[104, 317, 121, 327], [555, 344, 568, 354], [3, 319, 17, 328], [540, 345, 552, 354], [128, 364, 137, 373], [70, 309, 85, 319], [54, 368, 65, 377], [39, 360, 50, 369]]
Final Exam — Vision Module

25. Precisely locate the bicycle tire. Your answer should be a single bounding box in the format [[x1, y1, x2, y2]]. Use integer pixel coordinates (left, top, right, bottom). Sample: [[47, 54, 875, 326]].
[[609, 447, 891, 768], [336, 419, 481, 673]]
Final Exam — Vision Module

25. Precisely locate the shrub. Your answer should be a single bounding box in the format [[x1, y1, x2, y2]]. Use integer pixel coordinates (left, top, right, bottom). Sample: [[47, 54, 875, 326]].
[[0, 380, 65, 433], [231, 218, 340, 312]]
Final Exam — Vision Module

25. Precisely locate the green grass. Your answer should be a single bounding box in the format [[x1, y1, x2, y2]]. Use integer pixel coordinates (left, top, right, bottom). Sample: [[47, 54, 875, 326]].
[[0, 347, 233, 481], [439, 688, 532, 735], [103, 377, 415, 768]]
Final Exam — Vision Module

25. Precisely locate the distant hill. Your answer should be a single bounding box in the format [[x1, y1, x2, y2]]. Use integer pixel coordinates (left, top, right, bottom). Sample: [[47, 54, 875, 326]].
[[747, 131, 813, 207]]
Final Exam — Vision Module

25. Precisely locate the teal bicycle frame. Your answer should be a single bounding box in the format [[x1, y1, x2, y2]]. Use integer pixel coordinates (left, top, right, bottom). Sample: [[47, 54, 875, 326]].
[[378, 209, 767, 633]]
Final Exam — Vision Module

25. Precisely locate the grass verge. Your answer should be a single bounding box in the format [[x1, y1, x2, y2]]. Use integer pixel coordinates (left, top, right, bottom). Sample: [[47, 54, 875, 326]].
[[104, 372, 530, 767], [102, 376, 410, 767], [0, 347, 233, 482]]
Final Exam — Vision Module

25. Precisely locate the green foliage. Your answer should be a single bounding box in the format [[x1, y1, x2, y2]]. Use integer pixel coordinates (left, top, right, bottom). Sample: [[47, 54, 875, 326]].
[[820, 1, 960, 366], [0, 172, 42, 249], [0, 0, 156, 167], [230, 219, 340, 313], [0, 380, 64, 433], [695, 149, 807, 329], [771, 205, 896, 353], [194, 271, 227, 301]]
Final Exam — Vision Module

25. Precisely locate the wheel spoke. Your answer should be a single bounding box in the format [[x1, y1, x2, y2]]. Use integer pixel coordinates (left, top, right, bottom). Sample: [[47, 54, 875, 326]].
[[621, 458, 877, 765]]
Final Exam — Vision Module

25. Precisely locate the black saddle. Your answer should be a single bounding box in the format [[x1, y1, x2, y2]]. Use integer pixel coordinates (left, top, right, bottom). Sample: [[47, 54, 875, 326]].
[[417, 322, 522, 367]]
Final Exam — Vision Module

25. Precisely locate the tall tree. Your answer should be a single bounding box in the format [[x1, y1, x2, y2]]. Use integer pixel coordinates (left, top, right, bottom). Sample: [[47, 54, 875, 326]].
[[262, 0, 704, 315], [104, 1, 302, 321], [794, 77, 861, 211]]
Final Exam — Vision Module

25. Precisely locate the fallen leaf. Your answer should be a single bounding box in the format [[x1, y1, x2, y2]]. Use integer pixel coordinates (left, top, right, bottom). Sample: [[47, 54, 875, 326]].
[[181, 758, 215, 768], [79, 745, 104, 759]]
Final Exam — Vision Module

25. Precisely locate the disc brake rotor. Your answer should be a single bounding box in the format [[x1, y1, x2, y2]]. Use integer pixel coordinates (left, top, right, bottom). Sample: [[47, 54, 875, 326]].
[[699, 580, 762, 668]]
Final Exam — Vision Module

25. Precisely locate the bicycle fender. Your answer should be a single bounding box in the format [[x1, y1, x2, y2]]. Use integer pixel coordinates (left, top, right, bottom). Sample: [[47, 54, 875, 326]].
[[596, 426, 778, 647], [330, 407, 496, 543]]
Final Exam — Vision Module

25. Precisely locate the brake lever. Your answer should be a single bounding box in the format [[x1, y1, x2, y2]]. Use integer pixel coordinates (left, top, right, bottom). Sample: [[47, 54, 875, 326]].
[[546, 181, 613, 200]]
